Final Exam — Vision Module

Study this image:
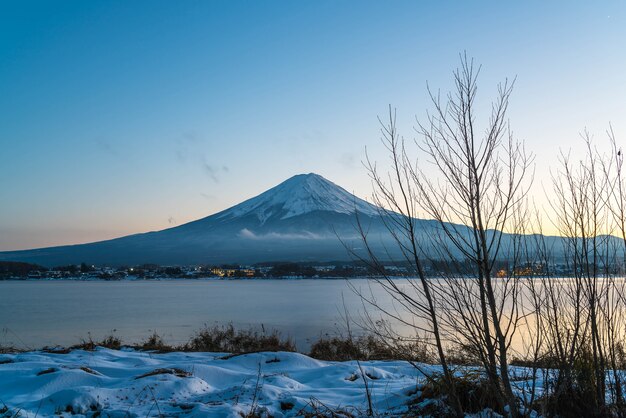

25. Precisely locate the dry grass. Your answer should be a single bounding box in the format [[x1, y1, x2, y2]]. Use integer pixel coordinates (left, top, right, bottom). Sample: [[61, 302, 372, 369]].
[[71, 334, 122, 351], [134, 368, 191, 380], [411, 371, 503, 416], [184, 324, 296, 354], [309, 334, 430, 362], [132, 332, 171, 352]]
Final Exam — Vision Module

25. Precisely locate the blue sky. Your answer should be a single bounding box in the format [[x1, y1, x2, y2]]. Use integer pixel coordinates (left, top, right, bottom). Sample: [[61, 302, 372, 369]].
[[1, 1, 625, 250]]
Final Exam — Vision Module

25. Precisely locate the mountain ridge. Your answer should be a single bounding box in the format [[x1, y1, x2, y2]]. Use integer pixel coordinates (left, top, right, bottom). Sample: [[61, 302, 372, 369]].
[[0, 173, 584, 267]]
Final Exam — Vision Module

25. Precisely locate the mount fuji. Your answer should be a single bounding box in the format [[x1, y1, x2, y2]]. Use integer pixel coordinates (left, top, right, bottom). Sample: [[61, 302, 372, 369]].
[[0, 174, 403, 267]]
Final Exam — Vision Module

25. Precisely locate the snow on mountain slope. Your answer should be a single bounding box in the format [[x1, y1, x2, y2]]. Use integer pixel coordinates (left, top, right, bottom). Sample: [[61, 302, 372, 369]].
[[217, 173, 380, 223]]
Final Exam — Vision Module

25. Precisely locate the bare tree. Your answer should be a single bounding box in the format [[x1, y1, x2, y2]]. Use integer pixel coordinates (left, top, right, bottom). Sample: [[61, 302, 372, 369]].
[[524, 128, 626, 416], [350, 50, 626, 416], [357, 53, 533, 416], [352, 107, 464, 417]]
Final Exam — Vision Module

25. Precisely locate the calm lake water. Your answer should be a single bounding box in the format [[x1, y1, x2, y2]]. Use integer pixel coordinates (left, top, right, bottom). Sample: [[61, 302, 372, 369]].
[[0, 279, 397, 351]]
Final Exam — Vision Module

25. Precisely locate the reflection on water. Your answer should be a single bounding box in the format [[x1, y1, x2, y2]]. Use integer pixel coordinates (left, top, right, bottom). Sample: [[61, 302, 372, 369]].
[[0, 278, 591, 353]]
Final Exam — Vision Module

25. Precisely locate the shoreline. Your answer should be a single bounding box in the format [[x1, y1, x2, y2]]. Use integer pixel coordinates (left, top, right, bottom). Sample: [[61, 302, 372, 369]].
[[0, 275, 375, 282]]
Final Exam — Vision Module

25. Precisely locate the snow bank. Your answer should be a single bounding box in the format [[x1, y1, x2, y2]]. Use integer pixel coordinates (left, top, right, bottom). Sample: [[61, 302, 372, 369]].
[[0, 349, 423, 417]]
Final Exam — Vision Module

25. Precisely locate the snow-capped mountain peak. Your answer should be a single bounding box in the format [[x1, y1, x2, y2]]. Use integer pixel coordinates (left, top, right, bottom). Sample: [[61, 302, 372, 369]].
[[218, 173, 380, 223], [0, 173, 389, 266]]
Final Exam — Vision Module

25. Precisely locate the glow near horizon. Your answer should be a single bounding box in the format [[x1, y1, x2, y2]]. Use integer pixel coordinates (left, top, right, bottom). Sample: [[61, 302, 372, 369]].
[[1, 1, 625, 250]]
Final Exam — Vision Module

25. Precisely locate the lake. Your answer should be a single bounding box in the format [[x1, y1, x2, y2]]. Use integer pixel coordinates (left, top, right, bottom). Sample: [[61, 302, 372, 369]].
[[0, 279, 399, 351]]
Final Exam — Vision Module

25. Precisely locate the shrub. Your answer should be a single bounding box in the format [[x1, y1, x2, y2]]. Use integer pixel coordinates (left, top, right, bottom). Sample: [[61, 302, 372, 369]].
[[72, 333, 122, 351], [444, 343, 482, 366], [533, 347, 611, 418], [309, 334, 430, 362], [414, 371, 503, 415], [134, 332, 172, 352], [184, 324, 295, 353], [309, 336, 364, 361], [0, 344, 18, 354]]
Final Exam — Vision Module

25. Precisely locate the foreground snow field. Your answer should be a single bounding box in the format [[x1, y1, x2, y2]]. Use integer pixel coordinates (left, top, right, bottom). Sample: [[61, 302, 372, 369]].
[[0, 349, 427, 417]]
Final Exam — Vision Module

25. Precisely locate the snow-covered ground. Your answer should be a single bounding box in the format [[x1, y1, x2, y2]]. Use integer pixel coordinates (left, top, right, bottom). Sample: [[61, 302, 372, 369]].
[[0, 349, 427, 417]]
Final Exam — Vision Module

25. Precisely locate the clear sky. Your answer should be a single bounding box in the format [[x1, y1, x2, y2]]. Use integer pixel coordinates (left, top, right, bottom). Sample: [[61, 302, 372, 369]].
[[1, 1, 625, 250]]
